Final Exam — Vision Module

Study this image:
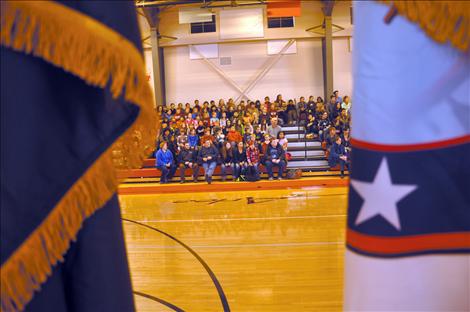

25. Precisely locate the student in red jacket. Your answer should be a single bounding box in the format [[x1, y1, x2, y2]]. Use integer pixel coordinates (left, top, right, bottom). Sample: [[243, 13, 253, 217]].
[[246, 140, 261, 181], [227, 125, 243, 148]]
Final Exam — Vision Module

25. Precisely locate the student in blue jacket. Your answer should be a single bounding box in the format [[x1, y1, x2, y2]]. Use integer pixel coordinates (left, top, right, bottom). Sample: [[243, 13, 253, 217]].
[[328, 136, 349, 178], [155, 142, 176, 184]]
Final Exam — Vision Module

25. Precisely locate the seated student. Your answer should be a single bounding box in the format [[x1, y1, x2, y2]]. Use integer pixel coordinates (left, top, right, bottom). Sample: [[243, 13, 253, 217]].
[[326, 95, 337, 117], [263, 96, 271, 110], [267, 117, 282, 139], [233, 141, 248, 181], [307, 95, 316, 116], [254, 125, 264, 146], [214, 127, 225, 148], [265, 139, 287, 180], [219, 141, 234, 182], [305, 114, 318, 139], [246, 140, 261, 181], [336, 108, 351, 132], [268, 102, 278, 115], [200, 111, 210, 128], [298, 104, 308, 126], [196, 120, 205, 137], [155, 142, 176, 184], [198, 139, 219, 184], [315, 102, 326, 120], [176, 132, 188, 151], [328, 136, 349, 178], [275, 94, 287, 125], [260, 118, 268, 132], [178, 142, 199, 183], [330, 102, 342, 123], [201, 128, 215, 145], [158, 128, 172, 149], [260, 134, 271, 163], [227, 125, 243, 148], [341, 128, 352, 157], [333, 90, 342, 104], [259, 107, 269, 126], [226, 105, 235, 119], [188, 128, 199, 149], [278, 131, 288, 151], [244, 121, 254, 136], [210, 111, 219, 127], [223, 119, 232, 135], [317, 111, 331, 142], [167, 134, 178, 158], [219, 112, 228, 129], [324, 127, 337, 149], [297, 96, 307, 111], [243, 126, 253, 143], [286, 99, 298, 125], [341, 95, 352, 112], [191, 107, 200, 119]]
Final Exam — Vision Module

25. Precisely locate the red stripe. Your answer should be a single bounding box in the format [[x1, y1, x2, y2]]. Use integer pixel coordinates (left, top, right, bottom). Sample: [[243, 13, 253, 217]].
[[347, 229, 470, 255], [351, 135, 470, 152]]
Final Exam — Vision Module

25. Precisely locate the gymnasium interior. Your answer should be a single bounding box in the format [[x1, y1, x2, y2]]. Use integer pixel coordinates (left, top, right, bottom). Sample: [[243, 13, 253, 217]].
[[123, 1, 352, 310]]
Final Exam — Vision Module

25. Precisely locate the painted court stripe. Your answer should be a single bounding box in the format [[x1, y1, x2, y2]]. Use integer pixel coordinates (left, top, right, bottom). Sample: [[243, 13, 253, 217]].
[[130, 214, 347, 223], [122, 218, 231, 312], [133, 291, 184, 312]]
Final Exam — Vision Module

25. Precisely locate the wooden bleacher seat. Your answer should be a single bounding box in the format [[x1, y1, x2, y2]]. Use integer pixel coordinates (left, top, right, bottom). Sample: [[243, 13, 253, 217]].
[[118, 163, 270, 179]]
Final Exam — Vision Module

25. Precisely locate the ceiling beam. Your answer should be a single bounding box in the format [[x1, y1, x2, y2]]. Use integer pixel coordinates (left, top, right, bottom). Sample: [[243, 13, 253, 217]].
[[142, 7, 160, 29], [321, 0, 335, 16], [136, 0, 206, 8]]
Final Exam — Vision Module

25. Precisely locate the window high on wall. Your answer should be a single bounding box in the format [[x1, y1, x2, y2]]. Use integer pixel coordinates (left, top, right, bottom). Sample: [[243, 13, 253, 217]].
[[267, 16, 294, 28], [191, 15, 216, 34]]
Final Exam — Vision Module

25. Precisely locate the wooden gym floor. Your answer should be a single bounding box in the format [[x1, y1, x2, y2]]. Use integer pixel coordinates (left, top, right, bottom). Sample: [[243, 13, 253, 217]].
[[120, 184, 348, 311]]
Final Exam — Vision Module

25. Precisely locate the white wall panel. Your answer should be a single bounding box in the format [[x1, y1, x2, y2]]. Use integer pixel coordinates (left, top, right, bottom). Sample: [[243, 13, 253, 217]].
[[219, 8, 264, 40], [189, 44, 219, 60], [332, 38, 353, 98], [267, 40, 297, 55]]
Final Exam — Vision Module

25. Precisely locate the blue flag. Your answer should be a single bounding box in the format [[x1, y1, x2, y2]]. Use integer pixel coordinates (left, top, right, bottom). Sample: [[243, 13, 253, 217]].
[[1, 1, 156, 311]]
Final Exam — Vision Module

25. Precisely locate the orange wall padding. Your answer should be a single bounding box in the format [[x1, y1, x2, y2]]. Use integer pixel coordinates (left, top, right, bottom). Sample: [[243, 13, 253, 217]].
[[267, 0, 301, 17]]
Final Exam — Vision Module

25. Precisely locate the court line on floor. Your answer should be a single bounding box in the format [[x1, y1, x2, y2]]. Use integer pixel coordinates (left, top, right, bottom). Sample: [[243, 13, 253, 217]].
[[122, 218, 231, 312], [127, 241, 345, 249], [133, 291, 185, 312], [129, 214, 347, 223]]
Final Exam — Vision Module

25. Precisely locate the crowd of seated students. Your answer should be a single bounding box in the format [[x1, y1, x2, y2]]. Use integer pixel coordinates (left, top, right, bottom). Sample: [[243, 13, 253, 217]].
[[154, 91, 351, 183]]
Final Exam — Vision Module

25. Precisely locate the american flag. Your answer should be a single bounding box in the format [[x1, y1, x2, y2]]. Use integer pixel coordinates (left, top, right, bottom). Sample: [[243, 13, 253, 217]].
[[344, 2, 470, 311]]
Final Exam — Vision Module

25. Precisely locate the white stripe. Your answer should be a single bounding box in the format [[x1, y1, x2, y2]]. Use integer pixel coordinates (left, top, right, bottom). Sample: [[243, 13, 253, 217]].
[[352, 1, 470, 145], [344, 250, 470, 311]]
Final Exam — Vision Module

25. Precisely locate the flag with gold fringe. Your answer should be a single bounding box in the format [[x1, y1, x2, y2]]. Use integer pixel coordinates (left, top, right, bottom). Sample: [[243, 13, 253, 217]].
[[0, 1, 157, 311], [344, 1, 470, 311]]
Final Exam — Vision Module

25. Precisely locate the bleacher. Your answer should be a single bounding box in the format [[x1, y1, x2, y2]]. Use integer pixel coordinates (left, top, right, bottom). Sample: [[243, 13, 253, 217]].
[[118, 125, 346, 182]]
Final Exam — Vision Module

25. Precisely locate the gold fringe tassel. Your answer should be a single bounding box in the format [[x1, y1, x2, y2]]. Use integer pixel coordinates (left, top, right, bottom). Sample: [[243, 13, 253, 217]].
[[381, 0, 470, 52], [0, 1, 157, 311]]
